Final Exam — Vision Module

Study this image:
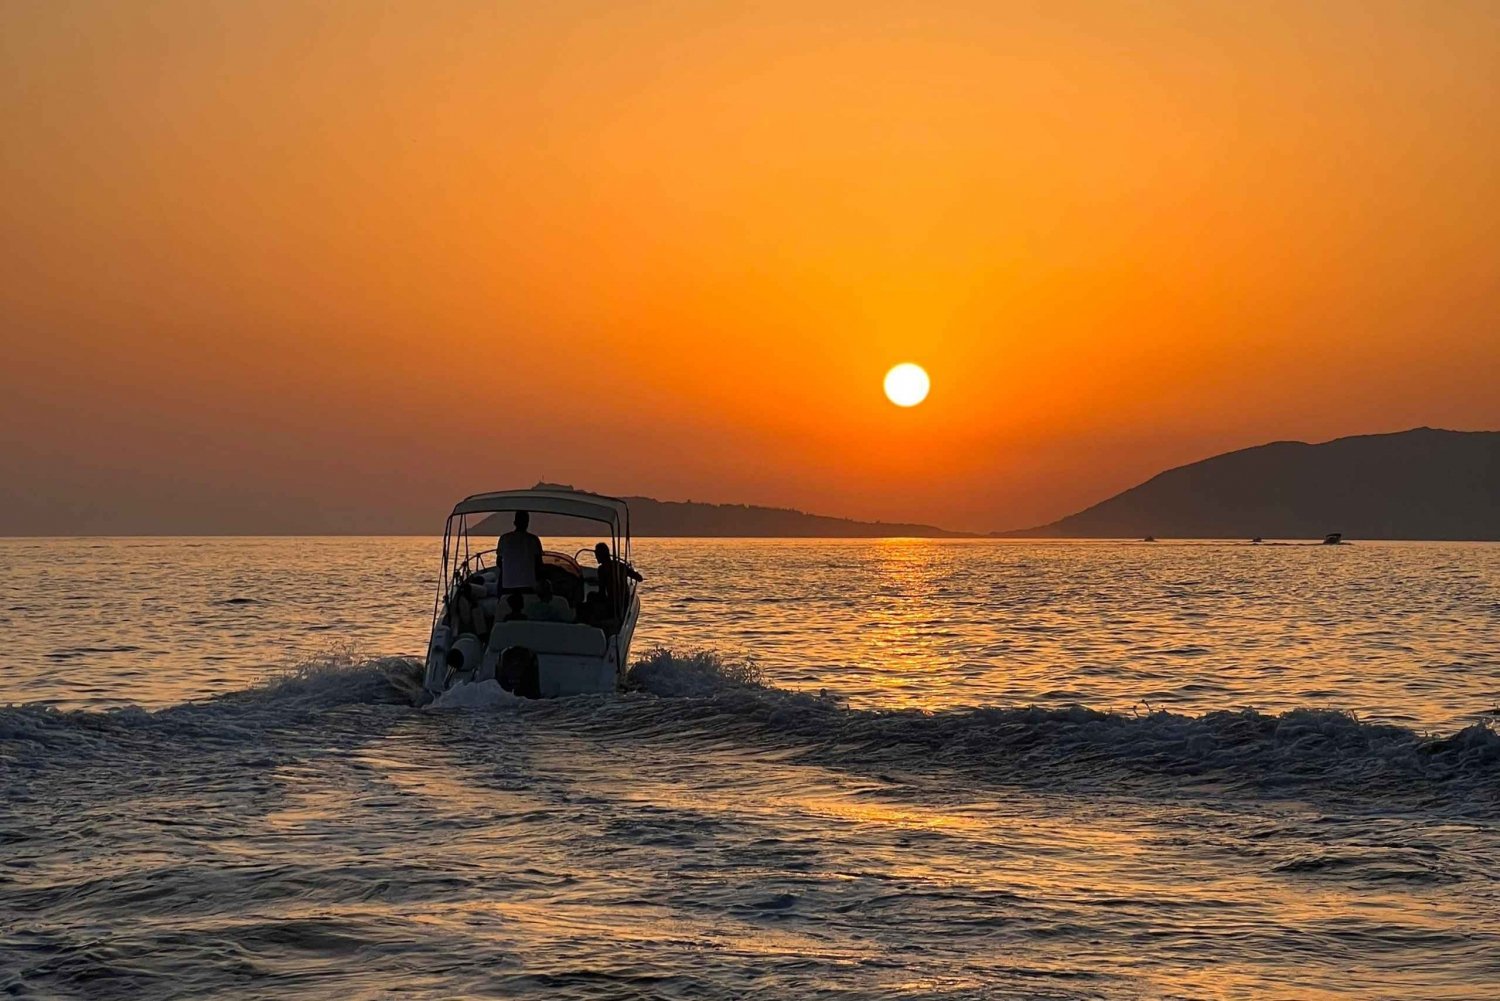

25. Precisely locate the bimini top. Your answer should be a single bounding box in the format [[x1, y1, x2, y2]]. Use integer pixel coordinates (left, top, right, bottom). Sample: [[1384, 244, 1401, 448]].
[[449, 488, 629, 531]]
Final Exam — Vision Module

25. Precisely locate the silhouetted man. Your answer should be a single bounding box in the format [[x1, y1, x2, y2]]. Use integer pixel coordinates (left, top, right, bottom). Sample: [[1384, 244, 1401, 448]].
[[593, 541, 643, 622], [498, 510, 544, 594]]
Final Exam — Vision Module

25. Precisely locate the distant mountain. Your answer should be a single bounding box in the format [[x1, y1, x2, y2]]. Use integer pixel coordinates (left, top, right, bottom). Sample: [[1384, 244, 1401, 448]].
[[1000, 428, 1500, 540], [476, 484, 971, 538]]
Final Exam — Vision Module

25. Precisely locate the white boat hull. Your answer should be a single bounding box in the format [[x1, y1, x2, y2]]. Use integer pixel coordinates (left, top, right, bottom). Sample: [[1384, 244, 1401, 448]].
[[424, 593, 638, 699]]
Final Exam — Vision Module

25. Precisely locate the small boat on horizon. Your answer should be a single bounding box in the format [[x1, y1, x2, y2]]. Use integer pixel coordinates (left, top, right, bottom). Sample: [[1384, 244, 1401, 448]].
[[1323, 532, 1344, 545], [422, 487, 641, 700]]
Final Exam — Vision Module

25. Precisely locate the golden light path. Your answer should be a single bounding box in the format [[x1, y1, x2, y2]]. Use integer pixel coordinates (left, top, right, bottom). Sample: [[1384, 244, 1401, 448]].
[[883, 363, 930, 407]]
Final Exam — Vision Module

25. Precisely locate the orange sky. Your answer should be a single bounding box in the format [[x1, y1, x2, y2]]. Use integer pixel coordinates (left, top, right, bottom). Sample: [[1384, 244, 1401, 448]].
[[2, 1, 1497, 533]]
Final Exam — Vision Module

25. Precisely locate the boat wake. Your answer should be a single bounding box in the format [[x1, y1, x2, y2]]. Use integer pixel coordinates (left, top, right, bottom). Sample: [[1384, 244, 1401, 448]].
[[0, 651, 421, 755], [615, 649, 1500, 814], [5, 647, 1497, 815]]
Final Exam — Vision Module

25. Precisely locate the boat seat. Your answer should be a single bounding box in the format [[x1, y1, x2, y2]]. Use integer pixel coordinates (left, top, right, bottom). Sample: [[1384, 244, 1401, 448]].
[[485, 621, 607, 659]]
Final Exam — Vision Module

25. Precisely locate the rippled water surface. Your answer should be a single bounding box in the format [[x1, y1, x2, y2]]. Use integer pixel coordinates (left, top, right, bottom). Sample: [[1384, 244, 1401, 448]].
[[3, 537, 1498, 999]]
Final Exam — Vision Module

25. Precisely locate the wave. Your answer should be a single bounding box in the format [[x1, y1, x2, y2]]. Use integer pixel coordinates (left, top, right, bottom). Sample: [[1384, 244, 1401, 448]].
[[0, 652, 424, 755], [611, 649, 1500, 813], [5, 647, 1497, 814], [231, 650, 426, 709], [406, 647, 1500, 814]]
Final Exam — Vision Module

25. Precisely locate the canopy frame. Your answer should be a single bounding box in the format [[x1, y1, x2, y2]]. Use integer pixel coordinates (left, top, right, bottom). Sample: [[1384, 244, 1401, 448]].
[[431, 488, 632, 628]]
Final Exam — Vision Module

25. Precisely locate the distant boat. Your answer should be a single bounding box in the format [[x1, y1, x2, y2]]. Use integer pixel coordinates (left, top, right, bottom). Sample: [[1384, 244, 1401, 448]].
[[1142, 535, 1156, 542], [1251, 536, 1263, 544], [1323, 532, 1343, 545]]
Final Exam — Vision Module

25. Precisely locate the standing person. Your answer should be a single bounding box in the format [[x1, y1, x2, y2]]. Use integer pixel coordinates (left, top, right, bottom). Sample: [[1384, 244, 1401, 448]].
[[593, 541, 643, 623], [498, 510, 544, 595]]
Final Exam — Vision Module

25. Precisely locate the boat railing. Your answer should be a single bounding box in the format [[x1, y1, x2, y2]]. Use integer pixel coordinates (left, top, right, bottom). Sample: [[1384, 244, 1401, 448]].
[[457, 548, 497, 578], [447, 548, 497, 600]]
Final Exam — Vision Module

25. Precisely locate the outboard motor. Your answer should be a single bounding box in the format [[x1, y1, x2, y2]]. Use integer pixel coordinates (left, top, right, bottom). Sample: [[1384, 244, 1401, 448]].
[[448, 634, 483, 671], [498, 646, 541, 698], [424, 624, 452, 693], [426, 626, 482, 692]]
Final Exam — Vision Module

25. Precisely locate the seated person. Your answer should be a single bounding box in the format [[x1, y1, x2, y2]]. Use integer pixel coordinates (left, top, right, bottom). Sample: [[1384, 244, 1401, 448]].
[[523, 578, 575, 623], [501, 591, 528, 622], [578, 587, 613, 630]]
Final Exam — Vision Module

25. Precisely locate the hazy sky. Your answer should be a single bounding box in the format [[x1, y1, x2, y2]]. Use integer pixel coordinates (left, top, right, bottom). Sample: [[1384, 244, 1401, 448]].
[[2, 1, 1497, 533]]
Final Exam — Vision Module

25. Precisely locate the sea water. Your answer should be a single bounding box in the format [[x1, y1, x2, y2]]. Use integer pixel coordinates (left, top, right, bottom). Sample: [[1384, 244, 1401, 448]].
[[2, 538, 1498, 999]]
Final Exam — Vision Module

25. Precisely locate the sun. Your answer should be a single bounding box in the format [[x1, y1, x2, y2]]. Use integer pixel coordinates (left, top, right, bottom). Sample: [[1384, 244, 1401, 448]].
[[883, 363, 930, 407]]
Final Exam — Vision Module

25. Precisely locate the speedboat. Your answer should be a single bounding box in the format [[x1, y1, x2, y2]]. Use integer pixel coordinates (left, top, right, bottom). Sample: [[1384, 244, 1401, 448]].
[[422, 487, 641, 700]]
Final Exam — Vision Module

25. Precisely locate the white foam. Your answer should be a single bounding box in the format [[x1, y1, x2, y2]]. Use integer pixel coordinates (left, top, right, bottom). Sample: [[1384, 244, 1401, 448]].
[[428, 679, 523, 710], [628, 646, 768, 697], [240, 653, 424, 709]]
